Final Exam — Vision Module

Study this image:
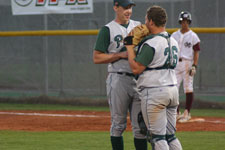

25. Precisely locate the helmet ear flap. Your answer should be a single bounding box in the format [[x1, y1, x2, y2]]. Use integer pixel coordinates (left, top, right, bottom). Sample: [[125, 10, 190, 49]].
[[188, 20, 191, 24]]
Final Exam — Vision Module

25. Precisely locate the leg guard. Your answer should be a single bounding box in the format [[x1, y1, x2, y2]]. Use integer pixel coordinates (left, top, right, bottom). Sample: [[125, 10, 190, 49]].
[[147, 133, 168, 150], [111, 136, 124, 150], [134, 138, 147, 150], [166, 134, 182, 150], [166, 134, 176, 143]]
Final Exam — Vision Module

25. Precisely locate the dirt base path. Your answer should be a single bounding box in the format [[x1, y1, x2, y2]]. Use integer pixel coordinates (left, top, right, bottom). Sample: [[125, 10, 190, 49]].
[[0, 110, 224, 132]]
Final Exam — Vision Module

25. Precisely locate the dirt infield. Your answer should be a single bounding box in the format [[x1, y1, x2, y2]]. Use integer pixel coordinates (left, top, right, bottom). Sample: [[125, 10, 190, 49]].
[[0, 110, 225, 132]]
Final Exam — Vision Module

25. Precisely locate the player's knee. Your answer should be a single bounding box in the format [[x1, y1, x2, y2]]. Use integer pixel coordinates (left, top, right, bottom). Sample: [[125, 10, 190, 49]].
[[133, 130, 147, 139], [150, 134, 166, 142], [184, 88, 193, 93], [166, 135, 182, 150], [110, 123, 127, 136], [147, 133, 168, 150]]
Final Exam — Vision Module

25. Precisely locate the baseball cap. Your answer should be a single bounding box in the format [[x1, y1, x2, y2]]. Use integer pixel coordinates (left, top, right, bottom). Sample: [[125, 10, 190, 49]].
[[114, 0, 135, 7]]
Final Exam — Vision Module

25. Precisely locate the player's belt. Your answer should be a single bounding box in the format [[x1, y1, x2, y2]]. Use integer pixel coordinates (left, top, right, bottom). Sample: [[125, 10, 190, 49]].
[[168, 84, 175, 87], [116, 72, 135, 77], [179, 58, 182, 62]]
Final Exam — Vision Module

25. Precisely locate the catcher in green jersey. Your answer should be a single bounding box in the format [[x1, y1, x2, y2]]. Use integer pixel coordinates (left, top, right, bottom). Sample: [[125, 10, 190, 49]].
[[125, 5, 183, 150]]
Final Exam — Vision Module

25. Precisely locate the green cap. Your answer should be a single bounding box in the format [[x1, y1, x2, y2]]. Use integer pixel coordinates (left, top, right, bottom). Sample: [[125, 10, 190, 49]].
[[114, 0, 135, 7]]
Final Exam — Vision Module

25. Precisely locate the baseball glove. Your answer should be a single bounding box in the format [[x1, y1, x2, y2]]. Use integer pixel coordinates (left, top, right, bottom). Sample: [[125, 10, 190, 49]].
[[137, 111, 147, 135], [189, 64, 197, 76], [124, 24, 150, 46]]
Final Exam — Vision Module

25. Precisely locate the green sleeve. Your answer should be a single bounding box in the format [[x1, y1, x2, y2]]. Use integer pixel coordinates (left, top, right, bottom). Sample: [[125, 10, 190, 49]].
[[134, 44, 155, 67], [94, 26, 110, 53]]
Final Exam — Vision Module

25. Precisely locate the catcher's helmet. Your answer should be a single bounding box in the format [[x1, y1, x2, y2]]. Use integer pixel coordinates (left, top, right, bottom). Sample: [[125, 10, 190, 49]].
[[178, 11, 192, 24]]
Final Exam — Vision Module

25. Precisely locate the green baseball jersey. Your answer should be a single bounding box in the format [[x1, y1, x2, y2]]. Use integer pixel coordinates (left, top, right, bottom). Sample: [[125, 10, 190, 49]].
[[136, 32, 180, 88], [134, 44, 155, 67], [94, 20, 141, 73]]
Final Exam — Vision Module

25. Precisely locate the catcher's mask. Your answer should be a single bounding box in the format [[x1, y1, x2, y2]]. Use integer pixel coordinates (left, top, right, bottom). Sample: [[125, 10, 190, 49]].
[[178, 11, 192, 24]]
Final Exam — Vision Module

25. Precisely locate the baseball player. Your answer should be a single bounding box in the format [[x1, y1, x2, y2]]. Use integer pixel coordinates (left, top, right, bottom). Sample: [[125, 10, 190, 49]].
[[125, 5, 182, 150], [171, 11, 201, 123], [93, 0, 147, 150]]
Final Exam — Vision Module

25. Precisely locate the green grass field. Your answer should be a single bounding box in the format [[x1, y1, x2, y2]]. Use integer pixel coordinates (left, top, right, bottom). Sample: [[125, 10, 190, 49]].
[[1, 131, 225, 150], [0, 103, 225, 150]]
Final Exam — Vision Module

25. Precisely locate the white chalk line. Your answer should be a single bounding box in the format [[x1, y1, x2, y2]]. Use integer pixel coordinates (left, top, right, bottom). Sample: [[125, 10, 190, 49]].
[[179, 118, 225, 124], [0, 112, 225, 124], [0, 112, 110, 118], [204, 120, 225, 124]]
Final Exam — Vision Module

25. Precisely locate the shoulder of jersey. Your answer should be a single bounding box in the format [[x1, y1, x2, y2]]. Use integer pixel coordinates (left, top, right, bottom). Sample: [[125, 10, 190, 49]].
[[106, 20, 116, 26], [171, 30, 179, 36], [190, 30, 198, 36]]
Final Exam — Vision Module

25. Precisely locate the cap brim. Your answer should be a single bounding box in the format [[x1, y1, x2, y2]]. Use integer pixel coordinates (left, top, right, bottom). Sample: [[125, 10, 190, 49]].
[[121, 2, 135, 7]]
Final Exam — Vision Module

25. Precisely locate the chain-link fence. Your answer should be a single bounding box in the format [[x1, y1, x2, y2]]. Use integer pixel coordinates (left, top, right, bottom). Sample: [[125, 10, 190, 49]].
[[0, 0, 224, 101]]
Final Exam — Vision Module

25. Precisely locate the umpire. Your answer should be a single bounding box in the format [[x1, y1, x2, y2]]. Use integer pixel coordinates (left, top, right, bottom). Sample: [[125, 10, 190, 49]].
[[93, 0, 147, 150]]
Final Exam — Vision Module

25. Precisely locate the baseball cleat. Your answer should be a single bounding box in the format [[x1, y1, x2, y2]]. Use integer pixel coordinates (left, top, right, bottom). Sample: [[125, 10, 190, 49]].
[[176, 112, 183, 121], [178, 113, 191, 123]]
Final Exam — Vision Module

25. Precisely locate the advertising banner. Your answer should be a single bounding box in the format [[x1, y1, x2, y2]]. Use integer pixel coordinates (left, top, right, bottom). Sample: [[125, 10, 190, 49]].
[[11, 0, 93, 15]]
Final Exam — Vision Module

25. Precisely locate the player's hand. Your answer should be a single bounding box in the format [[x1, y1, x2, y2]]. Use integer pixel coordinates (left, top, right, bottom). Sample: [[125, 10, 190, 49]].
[[118, 51, 128, 59], [125, 44, 135, 50], [189, 65, 197, 76]]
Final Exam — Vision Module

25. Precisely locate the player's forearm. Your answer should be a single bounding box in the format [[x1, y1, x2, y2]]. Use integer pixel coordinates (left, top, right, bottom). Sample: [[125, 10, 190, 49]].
[[93, 50, 122, 64], [126, 46, 143, 75], [193, 51, 199, 66]]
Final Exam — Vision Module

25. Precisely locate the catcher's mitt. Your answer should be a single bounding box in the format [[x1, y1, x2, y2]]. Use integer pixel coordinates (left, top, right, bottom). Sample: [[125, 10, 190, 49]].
[[124, 24, 150, 46], [137, 111, 147, 135]]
